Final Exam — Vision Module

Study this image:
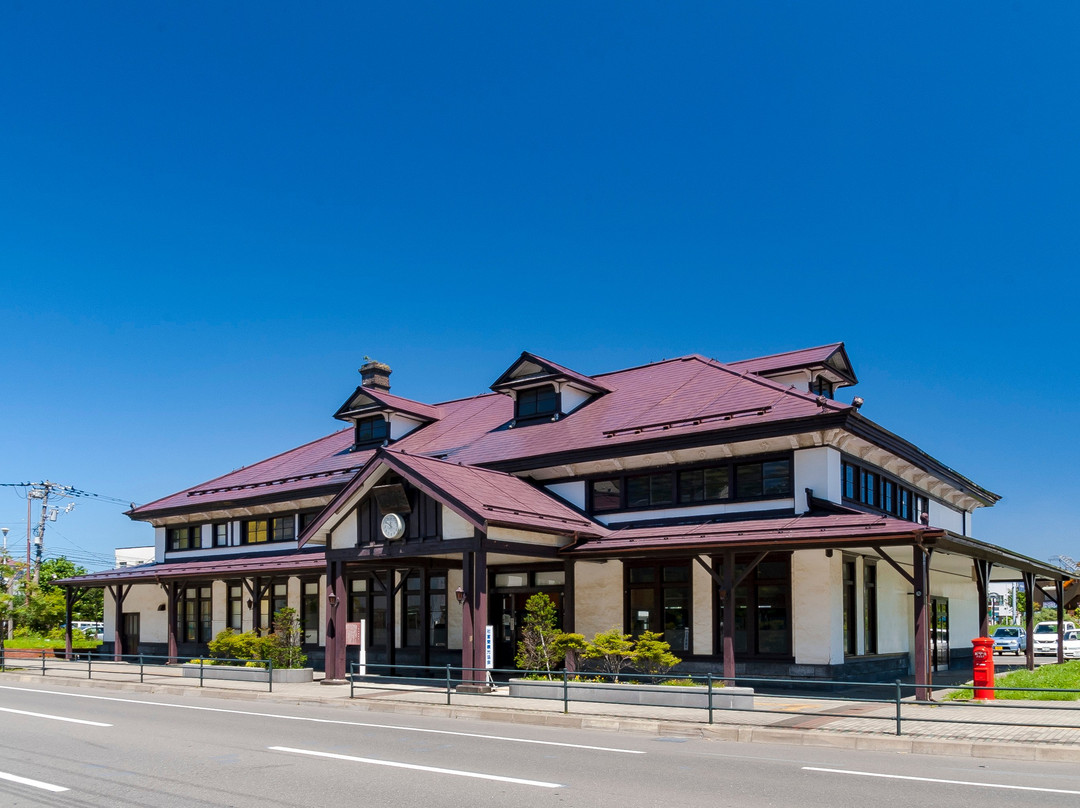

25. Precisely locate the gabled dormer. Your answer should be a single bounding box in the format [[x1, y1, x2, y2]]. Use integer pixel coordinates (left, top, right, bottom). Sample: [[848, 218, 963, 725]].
[[727, 343, 858, 398], [490, 352, 611, 426], [334, 361, 441, 450]]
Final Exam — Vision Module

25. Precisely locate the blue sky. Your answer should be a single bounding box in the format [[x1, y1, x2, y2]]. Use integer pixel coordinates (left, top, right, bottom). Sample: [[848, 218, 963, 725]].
[[1, 3, 1077, 570]]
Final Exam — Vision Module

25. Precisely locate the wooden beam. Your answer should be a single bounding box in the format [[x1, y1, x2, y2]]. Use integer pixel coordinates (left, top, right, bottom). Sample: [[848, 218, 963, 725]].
[[871, 545, 915, 588]]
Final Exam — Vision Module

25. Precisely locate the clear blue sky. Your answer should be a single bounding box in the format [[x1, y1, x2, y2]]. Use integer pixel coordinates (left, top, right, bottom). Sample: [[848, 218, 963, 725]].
[[1, 3, 1077, 570]]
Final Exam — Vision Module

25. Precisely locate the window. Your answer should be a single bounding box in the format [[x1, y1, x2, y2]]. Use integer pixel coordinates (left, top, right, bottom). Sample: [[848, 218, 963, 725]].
[[842, 460, 926, 524], [589, 456, 792, 513], [354, 415, 389, 445], [842, 559, 857, 655], [429, 575, 447, 647], [626, 561, 691, 653], [864, 563, 878, 654], [516, 385, 558, 420], [301, 580, 319, 644], [715, 553, 792, 658], [179, 585, 213, 643], [243, 516, 294, 544], [298, 511, 319, 534], [810, 375, 834, 398], [166, 525, 200, 551], [227, 584, 243, 631], [404, 574, 422, 647], [213, 522, 229, 548], [260, 583, 288, 631]]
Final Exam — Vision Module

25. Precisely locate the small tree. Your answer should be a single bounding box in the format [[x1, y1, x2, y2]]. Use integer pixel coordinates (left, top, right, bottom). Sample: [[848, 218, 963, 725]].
[[633, 630, 681, 676], [515, 593, 564, 676], [268, 607, 307, 669], [582, 628, 635, 680]]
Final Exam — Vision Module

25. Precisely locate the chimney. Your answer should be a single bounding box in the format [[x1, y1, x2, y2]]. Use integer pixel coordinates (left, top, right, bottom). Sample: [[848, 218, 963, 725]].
[[360, 360, 392, 392]]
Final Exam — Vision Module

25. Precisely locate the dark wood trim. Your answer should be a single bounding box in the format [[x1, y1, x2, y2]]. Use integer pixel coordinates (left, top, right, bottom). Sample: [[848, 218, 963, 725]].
[[974, 559, 992, 637], [913, 547, 929, 700], [1023, 571, 1036, 670], [563, 559, 575, 634], [870, 546, 916, 588]]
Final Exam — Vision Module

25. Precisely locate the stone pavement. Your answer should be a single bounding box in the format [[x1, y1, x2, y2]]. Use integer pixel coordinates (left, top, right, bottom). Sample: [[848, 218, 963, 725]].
[[3, 659, 1080, 763]]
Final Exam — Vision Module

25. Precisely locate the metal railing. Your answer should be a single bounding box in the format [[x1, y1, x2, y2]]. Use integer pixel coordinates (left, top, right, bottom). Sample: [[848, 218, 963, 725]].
[[347, 662, 1080, 737], [0, 646, 274, 693]]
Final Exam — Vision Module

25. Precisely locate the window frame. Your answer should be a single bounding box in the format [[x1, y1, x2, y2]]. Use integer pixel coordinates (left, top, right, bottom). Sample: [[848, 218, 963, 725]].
[[713, 552, 793, 660], [354, 415, 389, 446], [514, 384, 560, 422], [841, 458, 930, 525], [166, 525, 201, 552], [624, 560, 693, 654]]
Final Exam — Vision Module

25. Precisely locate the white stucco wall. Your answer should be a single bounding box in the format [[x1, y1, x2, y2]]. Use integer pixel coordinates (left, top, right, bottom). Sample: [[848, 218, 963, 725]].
[[389, 414, 425, 440], [154, 526, 166, 563], [211, 580, 227, 637], [601, 498, 794, 525], [573, 561, 623, 639], [692, 559, 713, 655], [545, 481, 586, 510], [793, 446, 842, 513], [560, 386, 592, 413], [877, 558, 913, 654], [929, 501, 964, 534], [792, 550, 843, 665], [330, 510, 357, 549], [442, 507, 474, 540], [103, 583, 168, 644]]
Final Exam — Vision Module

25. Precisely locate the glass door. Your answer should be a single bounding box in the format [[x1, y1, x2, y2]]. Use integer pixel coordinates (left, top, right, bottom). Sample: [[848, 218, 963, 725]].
[[931, 597, 950, 671]]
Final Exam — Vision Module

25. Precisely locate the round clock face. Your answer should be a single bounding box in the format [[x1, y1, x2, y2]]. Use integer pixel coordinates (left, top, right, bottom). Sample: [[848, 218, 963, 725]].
[[380, 512, 406, 540]]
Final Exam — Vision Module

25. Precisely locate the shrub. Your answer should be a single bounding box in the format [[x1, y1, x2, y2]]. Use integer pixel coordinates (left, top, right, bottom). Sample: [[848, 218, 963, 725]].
[[515, 593, 564, 676], [633, 630, 681, 675], [582, 628, 635, 680]]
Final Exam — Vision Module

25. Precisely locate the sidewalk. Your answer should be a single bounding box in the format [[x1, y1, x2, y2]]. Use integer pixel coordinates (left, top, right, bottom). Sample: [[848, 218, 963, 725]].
[[3, 661, 1080, 763]]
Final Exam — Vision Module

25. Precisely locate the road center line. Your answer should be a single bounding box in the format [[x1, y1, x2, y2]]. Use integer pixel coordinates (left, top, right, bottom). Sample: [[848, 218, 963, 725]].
[[0, 705, 112, 727], [0, 770, 70, 793], [0, 684, 642, 755], [269, 746, 563, 788], [803, 767, 1080, 795]]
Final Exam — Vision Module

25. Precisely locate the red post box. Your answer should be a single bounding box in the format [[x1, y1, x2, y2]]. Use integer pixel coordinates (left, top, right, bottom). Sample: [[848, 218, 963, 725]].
[[972, 636, 995, 700]]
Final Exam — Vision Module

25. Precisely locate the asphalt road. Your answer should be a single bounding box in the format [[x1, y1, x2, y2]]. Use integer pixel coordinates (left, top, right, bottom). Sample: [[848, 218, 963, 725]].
[[1, 681, 1079, 807]]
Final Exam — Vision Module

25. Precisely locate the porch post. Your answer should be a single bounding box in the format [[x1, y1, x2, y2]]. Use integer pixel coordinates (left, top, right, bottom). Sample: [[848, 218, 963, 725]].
[[251, 576, 262, 635], [111, 585, 127, 661], [722, 550, 735, 683], [1023, 572, 1035, 671], [913, 547, 929, 700], [324, 559, 347, 682], [974, 560, 992, 637], [165, 582, 179, 663], [472, 549, 488, 679], [1057, 579, 1066, 665], [64, 588, 75, 658], [562, 558, 575, 634], [461, 551, 475, 681]]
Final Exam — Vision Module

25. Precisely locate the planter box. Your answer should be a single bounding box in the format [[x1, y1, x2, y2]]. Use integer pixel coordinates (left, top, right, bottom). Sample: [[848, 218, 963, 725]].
[[180, 664, 313, 683], [508, 678, 754, 710]]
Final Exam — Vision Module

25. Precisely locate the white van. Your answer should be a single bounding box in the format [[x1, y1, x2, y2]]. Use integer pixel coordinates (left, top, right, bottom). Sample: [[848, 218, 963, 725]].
[[72, 621, 104, 641]]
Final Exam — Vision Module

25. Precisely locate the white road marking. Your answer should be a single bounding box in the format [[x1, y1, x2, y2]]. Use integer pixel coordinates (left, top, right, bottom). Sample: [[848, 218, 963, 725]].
[[804, 767, 1080, 795], [0, 705, 111, 727], [0, 684, 642, 754], [269, 745, 564, 788], [0, 770, 69, 793]]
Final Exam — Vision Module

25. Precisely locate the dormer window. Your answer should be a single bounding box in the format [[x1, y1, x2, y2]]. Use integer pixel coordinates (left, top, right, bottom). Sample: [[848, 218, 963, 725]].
[[355, 415, 389, 446], [810, 375, 834, 398], [516, 385, 558, 421]]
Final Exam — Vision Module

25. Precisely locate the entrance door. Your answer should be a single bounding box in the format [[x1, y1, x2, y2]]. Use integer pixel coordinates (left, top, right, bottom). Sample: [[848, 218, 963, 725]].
[[121, 612, 140, 655], [493, 592, 563, 669], [930, 597, 949, 671]]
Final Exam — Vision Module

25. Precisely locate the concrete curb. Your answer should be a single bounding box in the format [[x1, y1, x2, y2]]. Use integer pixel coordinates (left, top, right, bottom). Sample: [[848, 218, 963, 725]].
[[4, 672, 1080, 763]]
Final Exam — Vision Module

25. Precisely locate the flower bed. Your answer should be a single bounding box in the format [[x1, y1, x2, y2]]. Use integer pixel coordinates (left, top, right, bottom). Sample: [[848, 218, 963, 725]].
[[180, 663, 313, 683], [508, 678, 753, 709]]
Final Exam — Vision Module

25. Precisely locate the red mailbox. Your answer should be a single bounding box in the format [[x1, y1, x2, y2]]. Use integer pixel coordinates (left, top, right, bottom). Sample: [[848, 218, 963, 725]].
[[972, 636, 995, 700]]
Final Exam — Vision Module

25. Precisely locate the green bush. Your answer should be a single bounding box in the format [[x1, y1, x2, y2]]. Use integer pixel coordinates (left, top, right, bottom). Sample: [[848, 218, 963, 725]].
[[582, 628, 636, 679], [206, 608, 306, 669], [633, 631, 681, 675]]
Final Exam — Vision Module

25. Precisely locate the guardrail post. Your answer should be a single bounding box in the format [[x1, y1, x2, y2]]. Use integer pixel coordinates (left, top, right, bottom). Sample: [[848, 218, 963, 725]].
[[42, 650, 46, 676], [268, 659, 273, 693], [349, 662, 354, 699], [895, 679, 902, 736], [707, 673, 714, 724], [562, 668, 569, 714], [446, 664, 452, 706], [139, 654, 144, 684], [199, 657, 204, 688], [88, 653, 92, 680]]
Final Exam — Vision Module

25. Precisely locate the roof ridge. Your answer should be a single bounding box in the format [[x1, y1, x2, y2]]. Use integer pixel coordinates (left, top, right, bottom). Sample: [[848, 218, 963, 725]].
[[727, 342, 844, 365]]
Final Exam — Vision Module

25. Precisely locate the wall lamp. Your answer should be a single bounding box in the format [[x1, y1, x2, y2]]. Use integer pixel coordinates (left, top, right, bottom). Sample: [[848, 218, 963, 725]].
[[246, 599, 254, 609], [327, 590, 339, 609], [455, 586, 466, 605]]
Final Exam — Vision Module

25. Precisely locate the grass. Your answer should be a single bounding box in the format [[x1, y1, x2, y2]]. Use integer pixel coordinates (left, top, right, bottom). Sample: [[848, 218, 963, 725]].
[[946, 660, 1080, 701]]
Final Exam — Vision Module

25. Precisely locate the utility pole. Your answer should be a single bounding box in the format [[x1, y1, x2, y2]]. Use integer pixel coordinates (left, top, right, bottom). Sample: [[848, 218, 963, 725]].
[[1, 526, 9, 641]]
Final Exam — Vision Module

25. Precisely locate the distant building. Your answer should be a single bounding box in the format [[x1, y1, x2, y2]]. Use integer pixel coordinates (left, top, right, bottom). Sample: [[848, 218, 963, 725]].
[[58, 347, 1070, 689], [114, 546, 154, 569]]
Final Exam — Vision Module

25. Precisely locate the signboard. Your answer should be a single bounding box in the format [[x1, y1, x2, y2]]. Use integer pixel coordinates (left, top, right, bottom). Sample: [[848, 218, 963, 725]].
[[485, 625, 494, 670], [346, 619, 366, 676]]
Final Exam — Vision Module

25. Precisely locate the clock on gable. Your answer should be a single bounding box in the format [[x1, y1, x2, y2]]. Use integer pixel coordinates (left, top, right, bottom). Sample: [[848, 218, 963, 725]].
[[380, 512, 406, 540]]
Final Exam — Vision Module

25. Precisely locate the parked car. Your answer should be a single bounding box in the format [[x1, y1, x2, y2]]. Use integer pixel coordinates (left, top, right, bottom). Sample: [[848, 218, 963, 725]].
[[1064, 630, 1080, 660], [1032, 621, 1078, 655], [990, 626, 1026, 655], [71, 621, 104, 641]]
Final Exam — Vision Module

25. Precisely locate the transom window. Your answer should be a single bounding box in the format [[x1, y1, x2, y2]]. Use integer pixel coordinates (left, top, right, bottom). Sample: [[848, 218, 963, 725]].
[[242, 516, 295, 544], [590, 457, 792, 513], [354, 415, 389, 446], [178, 584, 213, 643], [515, 385, 558, 420]]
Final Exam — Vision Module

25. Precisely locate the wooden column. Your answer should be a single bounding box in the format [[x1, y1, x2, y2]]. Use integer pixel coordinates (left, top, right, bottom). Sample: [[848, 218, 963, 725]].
[[974, 560, 992, 638], [913, 547, 929, 700], [324, 559, 347, 682], [64, 588, 75, 658], [1057, 580, 1066, 665], [562, 558, 576, 634], [461, 552, 475, 681], [164, 582, 179, 663], [1023, 572, 1035, 671], [472, 549, 488, 678], [722, 549, 736, 683], [110, 585, 129, 661]]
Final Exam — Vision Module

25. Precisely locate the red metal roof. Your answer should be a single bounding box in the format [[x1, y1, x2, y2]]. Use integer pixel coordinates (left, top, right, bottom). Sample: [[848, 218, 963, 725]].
[[131, 352, 854, 519], [568, 512, 944, 555], [333, 387, 443, 423], [53, 550, 327, 586], [727, 343, 857, 385], [490, 351, 613, 394]]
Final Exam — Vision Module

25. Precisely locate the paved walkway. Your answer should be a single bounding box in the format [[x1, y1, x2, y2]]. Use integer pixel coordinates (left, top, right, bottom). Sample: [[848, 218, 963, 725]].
[[3, 659, 1080, 762]]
